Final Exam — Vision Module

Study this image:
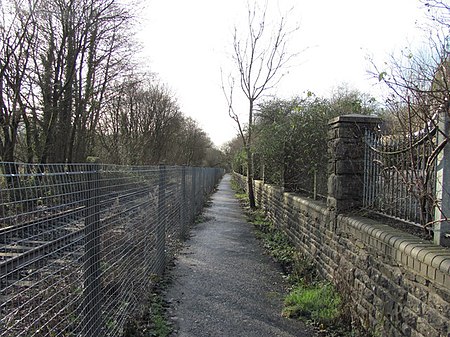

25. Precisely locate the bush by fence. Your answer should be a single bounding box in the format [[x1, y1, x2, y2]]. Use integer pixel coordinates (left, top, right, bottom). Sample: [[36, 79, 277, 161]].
[[0, 162, 223, 337]]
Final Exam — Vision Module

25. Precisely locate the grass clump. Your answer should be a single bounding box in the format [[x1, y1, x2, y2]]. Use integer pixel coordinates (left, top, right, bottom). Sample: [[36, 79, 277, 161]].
[[282, 283, 342, 327], [122, 282, 173, 337], [148, 292, 172, 337]]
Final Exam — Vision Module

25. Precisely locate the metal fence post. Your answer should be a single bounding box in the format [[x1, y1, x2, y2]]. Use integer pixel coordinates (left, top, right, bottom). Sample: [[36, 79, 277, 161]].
[[202, 168, 206, 206], [83, 163, 102, 337], [199, 168, 203, 210], [192, 167, 197, 219], [180, 166, 187, 240], [434, 113, 450, 246], [156, 165, 166, 275]]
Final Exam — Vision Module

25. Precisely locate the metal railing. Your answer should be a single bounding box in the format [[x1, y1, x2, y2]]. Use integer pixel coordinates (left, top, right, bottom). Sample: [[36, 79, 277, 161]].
[[0, 162, 223, 337], [363, 130, 437, 227], [255, 162, 327, 201]]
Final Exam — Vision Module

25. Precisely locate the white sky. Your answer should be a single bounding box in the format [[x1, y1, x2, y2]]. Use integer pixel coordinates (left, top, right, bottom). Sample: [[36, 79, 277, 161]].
[[138, 0, 427, 147]]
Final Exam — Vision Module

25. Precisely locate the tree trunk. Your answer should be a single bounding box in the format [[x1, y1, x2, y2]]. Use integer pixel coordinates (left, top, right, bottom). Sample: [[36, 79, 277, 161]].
[[246, 146, 256, 209], [246, 98, 256, 209]]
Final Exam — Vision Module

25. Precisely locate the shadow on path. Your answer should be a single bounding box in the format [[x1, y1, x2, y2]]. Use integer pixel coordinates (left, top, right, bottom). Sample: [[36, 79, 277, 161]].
[[166, 174, 316, 337]]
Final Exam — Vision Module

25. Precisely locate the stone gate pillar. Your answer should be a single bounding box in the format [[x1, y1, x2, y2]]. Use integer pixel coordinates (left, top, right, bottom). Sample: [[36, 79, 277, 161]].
[[327, 114, 381, 213]]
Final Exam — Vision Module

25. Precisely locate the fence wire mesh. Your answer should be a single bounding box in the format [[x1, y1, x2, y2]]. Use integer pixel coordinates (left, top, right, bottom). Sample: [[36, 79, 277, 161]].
[[0, 163, 222, 337], [363, 130, 437, 227]]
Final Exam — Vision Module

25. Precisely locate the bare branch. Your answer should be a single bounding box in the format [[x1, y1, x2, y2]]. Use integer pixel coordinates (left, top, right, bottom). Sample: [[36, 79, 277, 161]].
[[220, 69, 246, 147], [224, 0, 299, 208]]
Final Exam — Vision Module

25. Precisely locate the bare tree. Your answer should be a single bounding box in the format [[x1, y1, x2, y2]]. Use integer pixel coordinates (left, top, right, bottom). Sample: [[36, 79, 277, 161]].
[[222, 1, 298, 208], [19, 0, 137, 164], [98, 78, 189, 165], [1, 0, 219, 168], [174, 117, 212, 166], [423, 0, 450, 28], [0, 0, 37, 165]]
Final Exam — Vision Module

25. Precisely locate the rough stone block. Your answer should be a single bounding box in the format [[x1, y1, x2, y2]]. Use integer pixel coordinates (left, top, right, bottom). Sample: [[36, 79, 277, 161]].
[[329, 174, 363, 199], [328, 125, 364, 139], [401, 253, 409, 266], [434, 270, 446, 286], [406, 293, 423, 315], [425, 309, 448, 332], [416, 317, 440, 337], [401, 323, 412, 336], [412, 282, 429, 302], [412, 259, 423, 274], [332, 138, 365, 160], [427, 291, 450, 315], [407, 255, 416, 270], [410, 329, 425, 337]]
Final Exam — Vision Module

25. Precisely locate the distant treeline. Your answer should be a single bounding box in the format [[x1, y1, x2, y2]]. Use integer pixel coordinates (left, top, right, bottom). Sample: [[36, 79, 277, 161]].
[[0, 0, 222, 166]]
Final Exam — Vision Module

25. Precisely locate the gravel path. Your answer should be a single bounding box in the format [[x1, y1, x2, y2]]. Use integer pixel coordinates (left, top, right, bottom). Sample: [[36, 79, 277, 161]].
[[166, 174, 316, 337]]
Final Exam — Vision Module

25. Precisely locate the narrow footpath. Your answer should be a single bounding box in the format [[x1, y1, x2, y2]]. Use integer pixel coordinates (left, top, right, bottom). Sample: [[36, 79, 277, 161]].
[[166, 174, 316, 337]]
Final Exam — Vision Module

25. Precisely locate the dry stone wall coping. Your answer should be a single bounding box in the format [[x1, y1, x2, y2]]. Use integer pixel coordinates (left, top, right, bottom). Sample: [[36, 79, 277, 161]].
[[338, 214, 450, 287]]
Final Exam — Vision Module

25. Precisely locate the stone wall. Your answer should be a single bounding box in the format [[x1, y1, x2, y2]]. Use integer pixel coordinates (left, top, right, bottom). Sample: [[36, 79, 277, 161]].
[[235, 174, 450, 336]]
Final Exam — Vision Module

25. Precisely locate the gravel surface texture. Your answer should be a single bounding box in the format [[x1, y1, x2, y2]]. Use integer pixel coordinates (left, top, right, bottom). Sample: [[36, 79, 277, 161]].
[[166, 174, 316, 337]]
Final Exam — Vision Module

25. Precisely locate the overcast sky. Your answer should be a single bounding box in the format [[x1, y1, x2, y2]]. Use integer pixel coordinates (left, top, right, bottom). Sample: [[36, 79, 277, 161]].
[[139, 0, 427, 147]]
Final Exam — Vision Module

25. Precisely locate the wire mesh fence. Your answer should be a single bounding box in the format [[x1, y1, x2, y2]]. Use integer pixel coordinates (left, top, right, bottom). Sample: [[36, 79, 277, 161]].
[[363, 130, 437, 227], [0, 162, 223, 337]]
